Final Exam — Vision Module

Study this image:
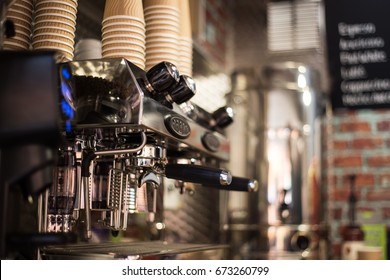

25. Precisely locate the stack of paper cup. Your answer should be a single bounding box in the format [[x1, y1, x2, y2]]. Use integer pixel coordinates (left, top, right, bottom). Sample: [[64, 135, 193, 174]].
[[178, 0, 192, 76], [144, 0, 180, 71], [32, 0, 78, 62], [3, 0, 34, 50], [75, 39, 102, 60], [101, 0, 146, 70]]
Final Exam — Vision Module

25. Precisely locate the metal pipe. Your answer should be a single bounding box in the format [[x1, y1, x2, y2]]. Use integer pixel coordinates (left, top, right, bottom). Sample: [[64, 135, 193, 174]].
[[94, 132, 147, 156]]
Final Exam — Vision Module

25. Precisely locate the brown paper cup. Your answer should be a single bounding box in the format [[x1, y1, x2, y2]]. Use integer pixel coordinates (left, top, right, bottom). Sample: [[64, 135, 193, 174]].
[[3, 37, 30, 49], [357, 247, 383, 260], [102, 26, 145, 38], [34, 10, 77, 22], [19, 0, 34, 10], [102, 21, 145, 32], [179, 0, 191, 38], [33, 39, 74, 52], [143, 0, 179, 9], [33, 34, 74, 46], [6, 10, 32, 22], [102, 15, 145, 25], [102, 39, 145, 49], [8, 5, 33, 19], [102, 34, 145, 43], [3, 42, 30, 51], [34, 14, 76, 27], [33, 21, 76, 33], [104, 0, 144, 19], [35, 2, 78, 14]]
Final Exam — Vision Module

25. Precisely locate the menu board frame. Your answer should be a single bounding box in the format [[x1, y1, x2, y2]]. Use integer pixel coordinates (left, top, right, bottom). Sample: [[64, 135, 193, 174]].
[[324, 0, 390, 110]]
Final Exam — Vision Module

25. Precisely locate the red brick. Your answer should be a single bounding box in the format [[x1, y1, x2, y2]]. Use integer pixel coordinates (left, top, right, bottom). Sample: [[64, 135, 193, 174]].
[[342, 174, 375, 189], [377, 120, 390, 131], [382, 207, 390, 219], [367, 155, 390, 166], [332, 208, 343, 220], [329, 189, 361, 201], [333, 140, 349, 149], [367, 189, 390, 201], [333, 155, 362, 167], [339, 122, 371, 133], [351, 137, 383, 149]]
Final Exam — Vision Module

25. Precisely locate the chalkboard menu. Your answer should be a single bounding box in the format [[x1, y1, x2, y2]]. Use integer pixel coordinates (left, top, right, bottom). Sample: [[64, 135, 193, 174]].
[[325, 0, 390, 109]]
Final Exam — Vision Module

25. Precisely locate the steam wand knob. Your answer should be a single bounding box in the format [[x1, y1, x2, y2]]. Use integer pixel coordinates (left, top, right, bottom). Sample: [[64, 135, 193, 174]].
[[145, 61, 180, 94]]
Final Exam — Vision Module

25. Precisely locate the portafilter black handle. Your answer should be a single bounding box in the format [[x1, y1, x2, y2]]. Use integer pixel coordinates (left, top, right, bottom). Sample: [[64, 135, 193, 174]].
[[205, 176, 259, 192], [165, 164, 232, 186]]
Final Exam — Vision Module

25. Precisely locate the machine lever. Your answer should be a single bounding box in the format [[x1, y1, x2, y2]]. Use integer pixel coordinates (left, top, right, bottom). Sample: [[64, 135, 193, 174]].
[[165, 164, 232, 186], [204, 176, 258, 192]]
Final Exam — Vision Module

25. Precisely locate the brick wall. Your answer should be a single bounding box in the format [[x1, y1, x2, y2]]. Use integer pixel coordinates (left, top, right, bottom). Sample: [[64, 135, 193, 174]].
[[325, 109, 390, 258]]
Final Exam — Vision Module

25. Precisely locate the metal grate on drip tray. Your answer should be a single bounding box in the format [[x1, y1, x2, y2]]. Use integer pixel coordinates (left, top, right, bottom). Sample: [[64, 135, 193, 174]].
[[41, 241, 228, 260]]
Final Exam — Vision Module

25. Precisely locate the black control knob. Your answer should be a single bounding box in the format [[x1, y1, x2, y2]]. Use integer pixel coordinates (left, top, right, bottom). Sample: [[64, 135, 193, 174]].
[[145, 61, 180, 93], [212, 106, 234, 129], [167, 75, 196, 104]]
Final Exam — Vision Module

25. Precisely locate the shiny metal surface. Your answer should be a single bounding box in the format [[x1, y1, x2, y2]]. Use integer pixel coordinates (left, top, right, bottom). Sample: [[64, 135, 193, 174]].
[[64, 58, 230, 161], [41, 241, 228, 260]]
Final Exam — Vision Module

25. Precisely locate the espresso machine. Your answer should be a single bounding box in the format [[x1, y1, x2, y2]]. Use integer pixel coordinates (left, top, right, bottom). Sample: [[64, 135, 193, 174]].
[[0, 54, 258, 259]]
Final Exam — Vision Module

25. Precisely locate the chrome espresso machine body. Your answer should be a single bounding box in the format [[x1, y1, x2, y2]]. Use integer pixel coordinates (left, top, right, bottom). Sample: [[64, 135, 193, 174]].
[[34, 58, 258, 259]]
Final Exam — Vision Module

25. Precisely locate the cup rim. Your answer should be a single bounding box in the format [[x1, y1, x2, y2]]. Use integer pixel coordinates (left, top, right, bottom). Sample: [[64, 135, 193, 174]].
[[145, 33, 179, 40], [146, 43, 180, 50], [102, 40, 145, 50], [146, 49, 179, 56], [33, 22, 76, 33], [144, 5, 179, 14], [102, 21, 145, 31], [145, 14, 180, 22], [146, 25, 180, 33], [32, 38, 74, 50], [34, 6, 77, 16], [33, 25, 75, 34], [34, 12, 77, 23], [32, 32, 74, 42], [102, 52, 145, 61], [6, 8, 33, 20], [35, 0, 78, 12], [3, 41, 29, 50], [102, 45, 146, 54], [102, 33, 145, 42], [145, 20, 180, 27], [102, 15, 145, 25], [101, 28, 145, 37], [146, 37, 180, 44], [33, 44, 74, 57], [18, 0, 34, 9]]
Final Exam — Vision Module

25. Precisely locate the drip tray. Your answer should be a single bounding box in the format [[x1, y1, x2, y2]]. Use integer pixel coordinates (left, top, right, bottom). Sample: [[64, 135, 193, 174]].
[[41, 241, 228, 260]]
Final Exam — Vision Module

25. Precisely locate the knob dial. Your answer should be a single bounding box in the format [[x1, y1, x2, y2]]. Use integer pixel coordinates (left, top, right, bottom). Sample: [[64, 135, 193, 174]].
[[212, 106, 234, 129], [168, 75, 196, 104], [145, 61, 180, 93]]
